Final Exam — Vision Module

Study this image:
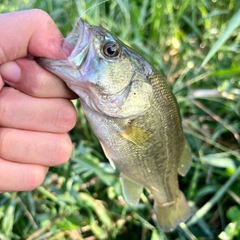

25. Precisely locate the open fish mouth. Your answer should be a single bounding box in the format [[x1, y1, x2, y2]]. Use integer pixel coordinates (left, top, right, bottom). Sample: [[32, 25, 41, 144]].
[[37, 18, 90, 74], [65, 18, 91, 69], [64, 18, 85, 49]]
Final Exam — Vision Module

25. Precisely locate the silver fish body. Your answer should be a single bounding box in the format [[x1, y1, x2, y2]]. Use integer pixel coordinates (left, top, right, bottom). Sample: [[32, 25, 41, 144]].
[[38, 19, 192, 232]]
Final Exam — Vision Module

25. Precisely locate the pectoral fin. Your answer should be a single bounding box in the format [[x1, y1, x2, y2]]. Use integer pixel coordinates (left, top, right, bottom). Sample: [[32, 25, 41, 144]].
[[99, 140, 116, 169], [120, 173, 143, 205], [178, 138, 192, 176], [120, 126, 153, 147]]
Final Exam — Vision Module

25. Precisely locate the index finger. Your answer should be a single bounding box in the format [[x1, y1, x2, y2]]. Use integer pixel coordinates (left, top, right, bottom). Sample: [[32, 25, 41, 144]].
[[0, 9, 66, 64], [0, 9, 76, 98]]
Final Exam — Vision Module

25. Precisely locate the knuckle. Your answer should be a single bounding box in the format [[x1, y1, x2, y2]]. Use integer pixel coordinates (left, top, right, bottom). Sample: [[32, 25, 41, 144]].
[[30, 9, 50, 22], [0, 43, 8, 64], [0, 128, 12, 158], [0, 88, 19, 126], [27, 76, 43, 96], [15, 58, 46, 97], [0, 88, 12, 120]]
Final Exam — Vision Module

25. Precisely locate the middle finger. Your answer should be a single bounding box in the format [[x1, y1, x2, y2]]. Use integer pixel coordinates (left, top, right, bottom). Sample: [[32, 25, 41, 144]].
[[0, 87, 76, 132], [0, 127, 72, 166]]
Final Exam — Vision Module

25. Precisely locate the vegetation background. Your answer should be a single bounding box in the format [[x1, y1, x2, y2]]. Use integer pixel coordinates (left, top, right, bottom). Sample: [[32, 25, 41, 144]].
[[0, 0, 240, 239]]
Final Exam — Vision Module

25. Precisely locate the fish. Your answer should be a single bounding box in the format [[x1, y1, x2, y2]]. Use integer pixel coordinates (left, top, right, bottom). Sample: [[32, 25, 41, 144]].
[[38, 18, 192, 232]]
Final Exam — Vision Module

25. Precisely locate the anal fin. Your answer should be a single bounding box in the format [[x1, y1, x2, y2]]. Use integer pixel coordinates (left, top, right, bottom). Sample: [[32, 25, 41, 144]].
[[120, 173, 143, 205], [178, 138, 192, 176]]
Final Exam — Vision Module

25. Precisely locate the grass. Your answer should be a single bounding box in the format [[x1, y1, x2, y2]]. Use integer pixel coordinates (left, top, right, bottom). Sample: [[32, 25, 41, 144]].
[[0, 0, 240, 239]]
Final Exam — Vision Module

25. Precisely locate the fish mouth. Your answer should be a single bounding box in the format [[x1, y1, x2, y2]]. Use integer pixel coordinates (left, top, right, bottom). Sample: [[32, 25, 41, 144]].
[[37, 18, 90, 81], [65, 18, 91, 68]]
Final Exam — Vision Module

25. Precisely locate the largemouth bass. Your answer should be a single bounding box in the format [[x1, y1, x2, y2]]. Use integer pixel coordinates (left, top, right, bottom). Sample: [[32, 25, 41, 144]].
[[38, 19, 192, 232]]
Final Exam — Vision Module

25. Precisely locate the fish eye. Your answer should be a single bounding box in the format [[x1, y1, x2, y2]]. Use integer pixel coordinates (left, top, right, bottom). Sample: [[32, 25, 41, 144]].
[[103, 41, 120, 58]]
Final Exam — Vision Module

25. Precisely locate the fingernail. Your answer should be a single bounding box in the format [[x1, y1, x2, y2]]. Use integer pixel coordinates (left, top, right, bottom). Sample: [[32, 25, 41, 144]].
[[0, 61, 21, 83]]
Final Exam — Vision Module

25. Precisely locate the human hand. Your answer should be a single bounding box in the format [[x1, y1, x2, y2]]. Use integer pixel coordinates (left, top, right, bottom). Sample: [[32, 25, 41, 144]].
[[0, 9, 77, 192]]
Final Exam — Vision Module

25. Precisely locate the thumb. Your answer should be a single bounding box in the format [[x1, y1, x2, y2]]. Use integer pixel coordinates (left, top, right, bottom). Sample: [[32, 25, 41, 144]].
[[0, 9, 67, 64]]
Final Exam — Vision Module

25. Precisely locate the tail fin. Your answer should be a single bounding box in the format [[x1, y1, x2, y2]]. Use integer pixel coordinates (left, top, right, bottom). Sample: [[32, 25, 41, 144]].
[[154, 191, 191, 232]]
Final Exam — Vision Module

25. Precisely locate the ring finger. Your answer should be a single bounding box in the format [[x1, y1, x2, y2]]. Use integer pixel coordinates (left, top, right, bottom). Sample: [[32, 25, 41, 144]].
[[0, 158, 48, 192], [0, 87, 76, 133], [0, 128, 72, 166]]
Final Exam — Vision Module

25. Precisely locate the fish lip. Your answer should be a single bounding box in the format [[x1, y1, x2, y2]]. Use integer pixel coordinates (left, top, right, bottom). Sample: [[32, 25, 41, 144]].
[[65, 18, 85, 48], [66, 18, 91, 69]]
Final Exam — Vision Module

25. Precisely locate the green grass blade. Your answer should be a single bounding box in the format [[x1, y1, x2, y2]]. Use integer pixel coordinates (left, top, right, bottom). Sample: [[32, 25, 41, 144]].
[[178, 223, 197, 240], [2, 194, 17, 237], [79, 192, 113, 229], [187, 166, 240, 226], [201, 9, 240, 68], [71, 156, 117, 186]]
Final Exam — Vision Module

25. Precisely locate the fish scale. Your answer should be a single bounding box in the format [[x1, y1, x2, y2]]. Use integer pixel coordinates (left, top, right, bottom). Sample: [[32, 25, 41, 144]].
[[38, 18, 192, 232]]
